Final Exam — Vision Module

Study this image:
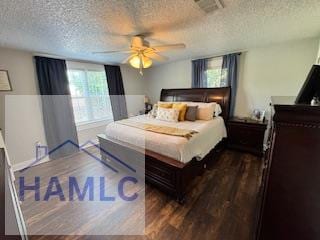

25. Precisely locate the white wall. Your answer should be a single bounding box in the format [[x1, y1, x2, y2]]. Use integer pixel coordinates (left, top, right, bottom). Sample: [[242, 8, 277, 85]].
[[143, 60, 192, 103], [0, 48, 48, 167], [120, 65, 146, 117], [0, 47, 145, 165], [0, 48, 40, 130], [143, 38, 318, 118], [235, 38, 318, 117]]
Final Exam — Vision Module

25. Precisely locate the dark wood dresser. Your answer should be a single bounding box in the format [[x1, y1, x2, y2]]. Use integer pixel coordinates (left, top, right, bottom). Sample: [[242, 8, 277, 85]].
[[227, 117, 267, 156], [256, 98, 320, 240]]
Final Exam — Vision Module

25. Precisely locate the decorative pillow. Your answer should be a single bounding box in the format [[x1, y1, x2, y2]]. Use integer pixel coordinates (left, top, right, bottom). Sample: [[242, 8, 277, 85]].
[[147, 104, 158, 118], [172, 103, 187, 121], [196, 104, 215, 120], [185, 106, 198, 121], [156, 107, 179, 122], [180, 101, 222, 117], [157, 101, 173, 108]]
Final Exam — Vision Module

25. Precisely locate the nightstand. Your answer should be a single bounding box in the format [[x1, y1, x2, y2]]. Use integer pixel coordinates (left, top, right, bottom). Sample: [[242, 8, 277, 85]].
[[227, 117, 268, 157], [145, 103, 153, 114]]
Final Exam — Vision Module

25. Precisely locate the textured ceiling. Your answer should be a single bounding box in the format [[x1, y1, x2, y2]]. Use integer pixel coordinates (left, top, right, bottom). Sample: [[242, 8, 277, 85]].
[[0, 0, 319, 65]]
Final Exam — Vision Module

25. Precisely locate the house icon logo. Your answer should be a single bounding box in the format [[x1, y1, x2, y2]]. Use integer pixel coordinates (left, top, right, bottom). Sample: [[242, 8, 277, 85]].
[[20, 140, 136, 174]]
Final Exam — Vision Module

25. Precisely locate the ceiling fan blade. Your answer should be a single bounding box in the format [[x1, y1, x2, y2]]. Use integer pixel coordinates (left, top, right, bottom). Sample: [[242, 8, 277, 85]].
[[144, 52, 168, 62], [121, 54, 137, 64], [151, 43, 186, 52], [92, 50, 132, 54]]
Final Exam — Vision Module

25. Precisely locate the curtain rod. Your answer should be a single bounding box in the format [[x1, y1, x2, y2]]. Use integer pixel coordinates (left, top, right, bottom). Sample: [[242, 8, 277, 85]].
[[191, 49, 247, 61]]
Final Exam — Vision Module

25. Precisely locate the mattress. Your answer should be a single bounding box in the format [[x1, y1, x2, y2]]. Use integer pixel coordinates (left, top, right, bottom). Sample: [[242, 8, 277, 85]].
[[105, 115, 227, 164]]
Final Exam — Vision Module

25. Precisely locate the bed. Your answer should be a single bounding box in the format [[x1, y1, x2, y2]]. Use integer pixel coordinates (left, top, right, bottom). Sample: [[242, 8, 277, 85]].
[[98, 87, 231, 203]]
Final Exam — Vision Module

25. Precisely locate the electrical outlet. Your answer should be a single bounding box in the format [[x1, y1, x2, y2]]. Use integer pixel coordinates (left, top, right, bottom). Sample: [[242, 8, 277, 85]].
[[35, 141, 46, 161]]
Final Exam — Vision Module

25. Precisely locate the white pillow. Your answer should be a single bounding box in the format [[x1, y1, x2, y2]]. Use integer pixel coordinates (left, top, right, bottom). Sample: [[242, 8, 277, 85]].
[[196, 104, 215, 120], [156, 107, 179, 122]]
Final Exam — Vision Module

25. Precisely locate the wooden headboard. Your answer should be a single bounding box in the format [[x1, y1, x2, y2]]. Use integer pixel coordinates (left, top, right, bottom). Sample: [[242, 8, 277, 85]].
[[160, 87, 231, 121]]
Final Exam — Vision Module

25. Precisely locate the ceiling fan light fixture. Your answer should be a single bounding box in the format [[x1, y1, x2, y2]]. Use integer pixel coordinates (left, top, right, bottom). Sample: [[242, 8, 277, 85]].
[[129, 55, 152, 69], [142, 55, 152, 68], [129, 55, 141, 69], [94, 35, 185, 73]]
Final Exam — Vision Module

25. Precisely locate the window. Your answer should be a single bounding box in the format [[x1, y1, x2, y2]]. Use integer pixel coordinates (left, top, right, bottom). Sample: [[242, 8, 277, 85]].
[[67, 67, 113, 125], [206, 57, 227, 87]]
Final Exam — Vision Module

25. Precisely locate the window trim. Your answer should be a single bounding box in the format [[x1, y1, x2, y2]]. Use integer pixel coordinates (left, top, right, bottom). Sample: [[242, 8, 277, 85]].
[[67, 66, 112, 126], [76, 118, 113, 131]]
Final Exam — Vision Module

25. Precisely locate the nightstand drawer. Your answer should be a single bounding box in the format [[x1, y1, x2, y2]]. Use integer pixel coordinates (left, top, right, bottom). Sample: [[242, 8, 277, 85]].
[[227, 118, 267, 156], [229, 127, 263, 145]]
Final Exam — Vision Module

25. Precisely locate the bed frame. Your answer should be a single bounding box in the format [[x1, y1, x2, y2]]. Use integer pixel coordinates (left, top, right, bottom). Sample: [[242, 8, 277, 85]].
[[98, 87, 231, 203]]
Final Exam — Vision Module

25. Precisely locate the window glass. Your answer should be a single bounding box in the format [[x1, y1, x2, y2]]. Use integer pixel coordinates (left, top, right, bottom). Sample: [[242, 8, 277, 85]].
[[67, 69, 113, 124], [205, 57, 227, 87]]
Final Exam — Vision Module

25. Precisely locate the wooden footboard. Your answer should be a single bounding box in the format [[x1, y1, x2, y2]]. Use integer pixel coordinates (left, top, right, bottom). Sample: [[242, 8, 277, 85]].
[[98, 134, 226, 203]]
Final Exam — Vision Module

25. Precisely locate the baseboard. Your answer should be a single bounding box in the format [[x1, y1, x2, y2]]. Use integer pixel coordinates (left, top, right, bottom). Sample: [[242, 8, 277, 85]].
[[12, 156, 51, 172]]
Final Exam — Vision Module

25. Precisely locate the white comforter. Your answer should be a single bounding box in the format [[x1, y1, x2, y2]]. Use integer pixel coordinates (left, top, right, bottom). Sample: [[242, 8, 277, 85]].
[[105, 115, 227, 163]]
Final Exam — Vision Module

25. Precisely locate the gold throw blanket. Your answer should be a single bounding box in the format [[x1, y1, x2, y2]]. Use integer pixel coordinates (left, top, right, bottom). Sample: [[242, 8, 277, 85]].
[[116, 119, 198, 140]]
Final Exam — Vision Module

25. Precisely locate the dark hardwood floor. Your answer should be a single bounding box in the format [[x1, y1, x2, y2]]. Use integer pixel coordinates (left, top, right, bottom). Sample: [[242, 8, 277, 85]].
[[15, 148, 262, 240]]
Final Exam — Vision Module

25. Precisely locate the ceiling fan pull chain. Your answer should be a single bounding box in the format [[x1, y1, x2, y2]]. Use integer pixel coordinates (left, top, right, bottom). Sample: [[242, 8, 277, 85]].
[[139, 54, 143, 75]]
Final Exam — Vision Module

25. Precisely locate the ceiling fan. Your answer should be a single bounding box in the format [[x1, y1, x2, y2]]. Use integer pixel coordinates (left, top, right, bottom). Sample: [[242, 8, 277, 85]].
[[93, 35, 186, 75]]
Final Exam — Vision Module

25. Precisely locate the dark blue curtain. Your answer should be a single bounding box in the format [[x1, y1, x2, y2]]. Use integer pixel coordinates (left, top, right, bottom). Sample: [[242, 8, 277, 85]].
[[104, 65, 128, 121], [192, 59, 208, 88], [222, 53, 239, 116], [35, 56, 79, 160]]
